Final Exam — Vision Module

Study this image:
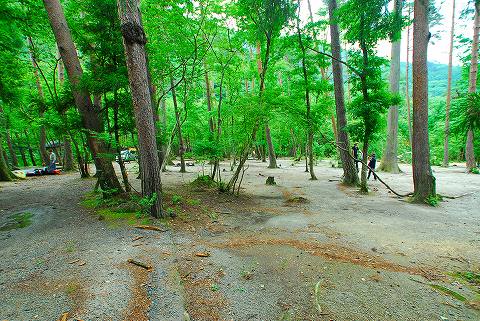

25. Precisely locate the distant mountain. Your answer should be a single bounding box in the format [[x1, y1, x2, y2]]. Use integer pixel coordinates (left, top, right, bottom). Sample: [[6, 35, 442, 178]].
[[399, 62, 463, 98]]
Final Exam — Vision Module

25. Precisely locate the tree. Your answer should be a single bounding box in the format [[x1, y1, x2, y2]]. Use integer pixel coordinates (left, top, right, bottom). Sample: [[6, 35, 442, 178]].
[[442, 0, 456, 167], [337, 0, 399, 192], [327, 0, 359, 186], [465, 0, 480, 172], [42, 0, 124, 195], [412, 0, 436, 202], [379, 0, 403, 173], [117, 0, 164, 217], [296, 0, 316, 180]]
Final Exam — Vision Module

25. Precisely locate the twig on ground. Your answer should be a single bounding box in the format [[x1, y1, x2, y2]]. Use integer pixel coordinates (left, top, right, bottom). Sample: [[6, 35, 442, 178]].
[[134, 225, 167, 232], [127, 259, 153, 271]]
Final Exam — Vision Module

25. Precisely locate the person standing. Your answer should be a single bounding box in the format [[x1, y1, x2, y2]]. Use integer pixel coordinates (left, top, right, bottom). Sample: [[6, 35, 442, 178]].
[[48, 149, 57, 172], [367, 152, 377, 180]]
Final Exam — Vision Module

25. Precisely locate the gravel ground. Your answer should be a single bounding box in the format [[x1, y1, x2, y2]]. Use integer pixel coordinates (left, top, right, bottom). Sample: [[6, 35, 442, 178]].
[[1, 158, 479, 321]]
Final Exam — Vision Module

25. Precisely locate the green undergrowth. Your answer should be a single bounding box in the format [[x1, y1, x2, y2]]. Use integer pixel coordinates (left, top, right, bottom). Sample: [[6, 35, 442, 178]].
[[81, 189, 212, 228], [0, 212, 33, 231], [81, 191, 155, 228]]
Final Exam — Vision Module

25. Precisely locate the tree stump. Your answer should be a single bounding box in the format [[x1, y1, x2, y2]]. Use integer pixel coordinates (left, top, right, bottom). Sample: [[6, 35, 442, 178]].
[[266, 176, 276, 185]]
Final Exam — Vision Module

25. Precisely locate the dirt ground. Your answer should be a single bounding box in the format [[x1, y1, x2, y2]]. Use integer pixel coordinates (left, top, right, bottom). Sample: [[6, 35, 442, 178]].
[[1, 158, 479, 321]]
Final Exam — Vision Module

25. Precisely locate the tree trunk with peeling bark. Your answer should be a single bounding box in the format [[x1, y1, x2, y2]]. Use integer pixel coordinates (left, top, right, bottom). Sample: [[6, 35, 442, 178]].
[[379, 0, 402, 173], [327, 0, 359, 186], [118, 0, 163, 217], [43, 0, 123, 195], [412, 0, 436, 202], [466, 1, 480, 172]]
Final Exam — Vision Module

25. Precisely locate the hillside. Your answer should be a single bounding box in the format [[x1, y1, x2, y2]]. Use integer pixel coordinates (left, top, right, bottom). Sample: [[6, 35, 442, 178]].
[[399, 61, 463, 98]]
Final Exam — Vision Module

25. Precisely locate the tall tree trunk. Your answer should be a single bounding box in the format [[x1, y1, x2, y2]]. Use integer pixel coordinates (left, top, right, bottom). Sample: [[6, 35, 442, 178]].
[[43, 0, 123, 195], [118, 0, 163, 217], [256, 41, 277, 169], [442, 0, 456, 167], [412, 0, 436, 202], [405, 4, 413, 146], [170, 76, 186, 173], [15, 133, 28, 167], [204, 61, 215, 134], [28, 37, 50, 165], [0, 141, 13, 181], [63, 137, 75, 171], [327, 0, 359, 186], [466, 0, 480, 172], [5, 129, 18, 168], [71, 134, 89, 178], [297, 0, 316, 179], [24, 130, 37, 166], [113, 91, 131, 193], [379, 0, 402, 173]]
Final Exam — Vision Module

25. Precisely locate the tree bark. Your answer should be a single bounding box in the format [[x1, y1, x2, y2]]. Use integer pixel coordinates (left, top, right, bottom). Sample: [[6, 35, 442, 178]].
[[327, 0, 359, 186], [379, 0, 402, 173], [113, 91, 131, 193], [170, 76, 186, 173], [256, 41, 277, 169], [43, 0, 123, 195], [297, 0, 316, 179], [466, 0, 480, 172], [442, 0, 456, 167], [63, 137, 75, 171], [15, 133, 28, 167], [405, 5, 413, 146], [412, 0, 436, 202], [0, 140, 12, 181], [24, 130, 37, 166], [118, 0, 163, 217], [28, 37, 50, 165], [5, 129, 18, 168], [204, 61, 215, 134]]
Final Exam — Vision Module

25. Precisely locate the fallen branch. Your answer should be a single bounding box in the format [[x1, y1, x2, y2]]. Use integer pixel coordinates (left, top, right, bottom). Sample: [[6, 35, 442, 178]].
[[127, 259, 153, 271], [440, 192, 473, 199], [318, 132, 412, 198], [134, 225, 167, 232]]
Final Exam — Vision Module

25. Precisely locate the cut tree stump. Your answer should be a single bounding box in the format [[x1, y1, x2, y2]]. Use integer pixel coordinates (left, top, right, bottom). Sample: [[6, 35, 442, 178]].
[[266, 176, 276, 185]]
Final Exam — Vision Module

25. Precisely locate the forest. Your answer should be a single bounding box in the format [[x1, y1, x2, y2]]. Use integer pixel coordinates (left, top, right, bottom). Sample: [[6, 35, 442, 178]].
[[0, 0, 479, 320]]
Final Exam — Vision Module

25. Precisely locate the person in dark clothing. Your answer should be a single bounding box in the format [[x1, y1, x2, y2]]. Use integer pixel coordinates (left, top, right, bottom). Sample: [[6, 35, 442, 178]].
[[367, 153, 377, 180], [352, 143, 360, 171]]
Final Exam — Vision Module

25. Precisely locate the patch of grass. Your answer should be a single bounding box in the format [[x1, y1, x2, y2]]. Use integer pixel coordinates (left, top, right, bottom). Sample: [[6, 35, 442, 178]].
[[0, 212, 33, 231], [191, 175, 216, 189], [210, 283, 219, 292], [65, 240, 76, 253], [426, 194, 443, 206], [430, 284, 467, 302], [470, 167, 479, 174], [172, 195, 183, 205], [186, 198, 201, 206], [65, 282, 79, 295], [453, 271, 480, 286]]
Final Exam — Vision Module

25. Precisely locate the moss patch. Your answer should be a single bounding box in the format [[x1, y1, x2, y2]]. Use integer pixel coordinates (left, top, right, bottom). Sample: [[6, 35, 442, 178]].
[[0, 212, 33, 231]]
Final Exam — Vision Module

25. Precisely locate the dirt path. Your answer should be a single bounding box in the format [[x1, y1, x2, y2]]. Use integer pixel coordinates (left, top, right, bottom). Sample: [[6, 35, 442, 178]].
[[1, 159, 479, 320]]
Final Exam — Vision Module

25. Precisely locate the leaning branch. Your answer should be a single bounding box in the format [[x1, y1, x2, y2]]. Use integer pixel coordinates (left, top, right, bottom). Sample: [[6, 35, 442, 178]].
[[318, 131, 412, 198], [307, 47, 362, 77]]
